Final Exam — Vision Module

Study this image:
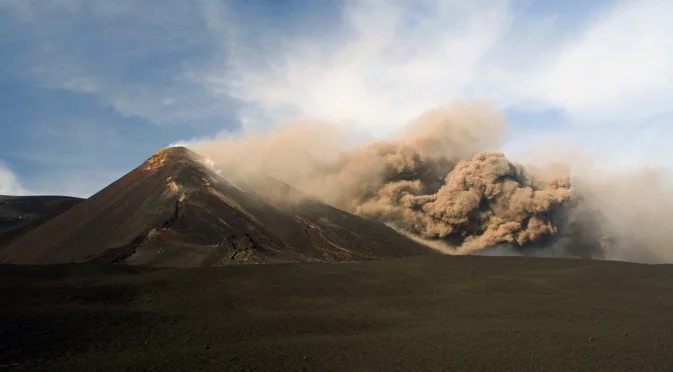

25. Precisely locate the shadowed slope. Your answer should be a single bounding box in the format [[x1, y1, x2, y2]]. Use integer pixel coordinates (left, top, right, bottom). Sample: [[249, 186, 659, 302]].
[[0, 147, 434, 266], [0, 195, 83, 250]]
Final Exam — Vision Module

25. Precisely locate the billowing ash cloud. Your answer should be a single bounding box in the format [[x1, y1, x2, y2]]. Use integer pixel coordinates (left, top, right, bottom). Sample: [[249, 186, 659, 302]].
[[352, 151, 574, 254], [189, 102, 668, 262]]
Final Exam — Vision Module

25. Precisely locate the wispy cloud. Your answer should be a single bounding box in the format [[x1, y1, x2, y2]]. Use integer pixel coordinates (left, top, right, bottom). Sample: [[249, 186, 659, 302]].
[[5, 0, 670, 133], [0, 0, 241, 128], [539, 0, 673, 123], [0, 161, 28, 195], [198, 0, 514, 133], [195, 0, 673, 134]]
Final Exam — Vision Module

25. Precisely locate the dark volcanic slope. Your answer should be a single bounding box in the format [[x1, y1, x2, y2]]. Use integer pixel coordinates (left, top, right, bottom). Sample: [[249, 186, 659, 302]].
[[0, 147, 433, 266], [2, 256, 673, 372], [0, 195, 82, 249]]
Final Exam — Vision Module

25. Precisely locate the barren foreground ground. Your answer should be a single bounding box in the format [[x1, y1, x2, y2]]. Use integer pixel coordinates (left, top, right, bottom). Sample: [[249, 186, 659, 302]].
[[2, 255, 673, 371]]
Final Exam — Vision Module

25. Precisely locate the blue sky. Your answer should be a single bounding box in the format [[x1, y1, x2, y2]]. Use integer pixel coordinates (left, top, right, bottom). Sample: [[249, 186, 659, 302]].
[[1, 0, 672, 197]]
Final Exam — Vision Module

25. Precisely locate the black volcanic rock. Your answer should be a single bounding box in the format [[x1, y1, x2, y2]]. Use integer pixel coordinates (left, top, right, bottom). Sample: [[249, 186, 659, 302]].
[[0, 147, 435, 266], [0, 195, 82, 250]]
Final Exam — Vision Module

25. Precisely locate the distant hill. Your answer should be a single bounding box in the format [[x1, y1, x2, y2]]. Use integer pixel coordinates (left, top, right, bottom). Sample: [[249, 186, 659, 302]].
[[0, 195, 82, 250], [0, 147, 435, 266]]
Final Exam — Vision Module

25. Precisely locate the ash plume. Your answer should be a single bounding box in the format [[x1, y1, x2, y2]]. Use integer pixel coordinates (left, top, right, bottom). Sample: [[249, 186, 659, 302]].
[[354, 152, 573, 254], [190, 102, 669, 263]]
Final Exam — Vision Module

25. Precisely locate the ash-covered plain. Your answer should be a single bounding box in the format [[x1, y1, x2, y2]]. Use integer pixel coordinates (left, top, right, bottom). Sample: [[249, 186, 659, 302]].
[[3, 256, 673, 372]]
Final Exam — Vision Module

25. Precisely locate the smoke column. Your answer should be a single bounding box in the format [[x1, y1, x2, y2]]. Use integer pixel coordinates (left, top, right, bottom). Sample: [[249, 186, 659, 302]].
[[191, 102, 671, 263]]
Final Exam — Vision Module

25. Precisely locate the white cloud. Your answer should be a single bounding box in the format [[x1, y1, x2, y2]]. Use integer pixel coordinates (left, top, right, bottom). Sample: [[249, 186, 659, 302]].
[[201, 0, 512, 134], [540, 0, 673, 123], [1, 0, 241, 127], [197, 0, 673, 135], [4, 0, 673, 135], [0, 162, 28, 195]]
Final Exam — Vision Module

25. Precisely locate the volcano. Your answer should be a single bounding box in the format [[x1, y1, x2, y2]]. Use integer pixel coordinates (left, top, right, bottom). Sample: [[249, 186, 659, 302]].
[[0, 147, 434, 266]]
